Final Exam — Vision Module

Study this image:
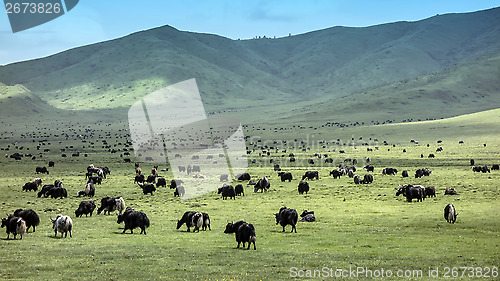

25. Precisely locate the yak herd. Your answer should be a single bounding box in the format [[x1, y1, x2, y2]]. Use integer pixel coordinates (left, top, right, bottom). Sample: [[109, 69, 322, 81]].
[[2, 136, 497, 254]]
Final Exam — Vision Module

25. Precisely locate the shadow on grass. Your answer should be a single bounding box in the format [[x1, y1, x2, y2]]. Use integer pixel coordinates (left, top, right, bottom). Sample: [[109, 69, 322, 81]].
[[1, 237, 25, 241], [47, 234, 71, 239]]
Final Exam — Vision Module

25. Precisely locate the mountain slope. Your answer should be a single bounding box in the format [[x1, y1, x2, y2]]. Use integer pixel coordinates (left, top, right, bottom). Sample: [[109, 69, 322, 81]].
[[0, 7, 499, 122], [271, 50, 500, 126]]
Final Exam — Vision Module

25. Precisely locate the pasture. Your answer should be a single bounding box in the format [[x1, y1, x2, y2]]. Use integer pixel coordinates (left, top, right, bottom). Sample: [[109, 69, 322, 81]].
[[0, 115, 499, 281]]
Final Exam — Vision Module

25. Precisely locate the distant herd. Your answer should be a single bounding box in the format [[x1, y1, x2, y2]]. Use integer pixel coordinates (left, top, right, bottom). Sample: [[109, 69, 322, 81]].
[[2, 140, 498, 251]]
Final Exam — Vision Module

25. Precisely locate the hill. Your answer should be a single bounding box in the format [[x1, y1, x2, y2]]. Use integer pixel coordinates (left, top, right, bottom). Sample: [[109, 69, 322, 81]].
[[0, 7, 499, 125]]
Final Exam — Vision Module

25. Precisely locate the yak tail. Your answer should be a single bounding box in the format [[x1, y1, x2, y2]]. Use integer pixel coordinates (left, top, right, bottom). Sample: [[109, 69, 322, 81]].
[[142, 213, 150, 228], [249, 235, 256, 242], [33, 213, 40, 226], [16, 218, 26, 237], [117, 197, 126, 214]]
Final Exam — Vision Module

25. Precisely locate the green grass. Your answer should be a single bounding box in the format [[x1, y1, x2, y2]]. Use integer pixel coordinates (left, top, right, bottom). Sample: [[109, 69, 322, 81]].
[[0, 110, 499, 280]]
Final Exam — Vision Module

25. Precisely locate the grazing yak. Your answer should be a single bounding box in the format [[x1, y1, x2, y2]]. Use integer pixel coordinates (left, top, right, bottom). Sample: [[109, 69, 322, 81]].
[[88, 176, 102, 185], [481, 165, 490, 173], [134, 174, 145, 184], [298, 181, 309, 194], [353, 175, 362, 184], [156, 177, 167, 188], [364, 165, 374, 172], [176, 211, 197, 232], [35, 167, 49, 174], [424, 186, 436, 198], [51, 214, 73, 238], [396, 184, 424, 202], [138, 183, 156, 195], [330, 169, 342, 179], [236, 173, 251, 181], [77, 182, 95, 198], [402, 170, 409, 178], [97, 197, 126, 215], [415, 168, 432, 178], [491, 164, 499, 170], [382, 168, 398, 175], [169, 179, 183, 189], [1, 215, 26, 239], [301, 171, 319, 180], [54, 180, 63, 188], [174, 185, 185, 197], [254, 177, 270, 193], [444, 204, 457, 223], [219, 174, 229, 182], [75, 201, 96, 217], [224, 221, 256, 250], [278, 172, 293, 182], [45, 187, 68, 199], [275, 206, 298, 233], [192, 165, 201, 173], [117, 207, 150, 235], [85, 182, 95, 197], [348, 170, 355, 178], [218, 184, 236, 200], [234, 184, 244, 196], [22, 178, 42, 192], [472, 166, 482, 172], [362, 174, 374, 184], [37, 184, 55, 198], [146, 175, 157, 184], [13, 209, 39, 232], [299, 210, 316, 222]]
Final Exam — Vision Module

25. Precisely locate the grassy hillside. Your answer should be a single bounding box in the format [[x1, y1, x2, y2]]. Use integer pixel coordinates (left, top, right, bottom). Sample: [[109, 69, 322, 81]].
[[264, 50, 500, 126], [0, 7, 498, 124]]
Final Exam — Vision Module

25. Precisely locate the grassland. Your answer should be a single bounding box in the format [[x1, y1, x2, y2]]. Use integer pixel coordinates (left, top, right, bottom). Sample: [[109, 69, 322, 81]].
[[0, 109, 498, 280], [0, 8, 499, 280]]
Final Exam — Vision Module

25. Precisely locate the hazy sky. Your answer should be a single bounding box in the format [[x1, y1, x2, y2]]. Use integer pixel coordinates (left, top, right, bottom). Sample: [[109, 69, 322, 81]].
[[0, 0, 499, 65]]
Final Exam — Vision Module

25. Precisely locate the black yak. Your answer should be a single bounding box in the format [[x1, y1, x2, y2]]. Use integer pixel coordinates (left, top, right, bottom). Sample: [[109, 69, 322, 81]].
[[224, 221, 256, 250], [275, 207, 298, 233], [13, 209, 40, 232], [117, 207, 150, 235], [75, 201, 96, 217], [176, 211, 197, 232]]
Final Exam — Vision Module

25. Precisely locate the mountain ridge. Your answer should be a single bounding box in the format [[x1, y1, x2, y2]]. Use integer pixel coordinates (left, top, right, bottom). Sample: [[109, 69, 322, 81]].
[[0, 7, 499, 125]]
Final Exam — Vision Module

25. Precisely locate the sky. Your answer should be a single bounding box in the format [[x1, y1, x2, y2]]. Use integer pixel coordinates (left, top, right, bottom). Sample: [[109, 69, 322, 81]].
[[0, 0, 499, 65]]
